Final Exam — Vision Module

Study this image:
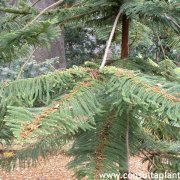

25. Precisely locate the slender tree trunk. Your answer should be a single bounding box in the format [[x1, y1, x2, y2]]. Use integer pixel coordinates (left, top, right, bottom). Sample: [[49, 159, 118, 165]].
[[31, 0, 66, 69], [9, 0, 17, 5], [121, 15, 129, 59]]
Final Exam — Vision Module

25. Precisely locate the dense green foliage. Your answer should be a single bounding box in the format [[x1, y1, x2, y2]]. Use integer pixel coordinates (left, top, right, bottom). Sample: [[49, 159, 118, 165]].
[[0, 0, 179, 179], [0, 57, 58, 81], [0, 64, 179, 178], [65, 27, 105, 67]]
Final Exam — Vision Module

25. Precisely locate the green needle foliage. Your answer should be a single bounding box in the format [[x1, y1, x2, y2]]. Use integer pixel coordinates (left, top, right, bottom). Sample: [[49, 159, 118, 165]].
[[0, 0, 179, 179], [0, 22, 60, 62], [0, 65, 179, 178]]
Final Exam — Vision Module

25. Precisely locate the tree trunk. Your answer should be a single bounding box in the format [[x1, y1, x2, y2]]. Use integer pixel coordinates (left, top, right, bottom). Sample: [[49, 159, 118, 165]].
[[33, 29, 66, 69], [31, 0, 66, 69], [121, 15, 129, 59]]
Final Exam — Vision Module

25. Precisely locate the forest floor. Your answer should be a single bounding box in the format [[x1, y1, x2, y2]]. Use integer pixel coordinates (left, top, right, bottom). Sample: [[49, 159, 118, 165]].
[[0, 151, 74, 180], [0, 141, 148, 180], [0, 150, 148, 180]]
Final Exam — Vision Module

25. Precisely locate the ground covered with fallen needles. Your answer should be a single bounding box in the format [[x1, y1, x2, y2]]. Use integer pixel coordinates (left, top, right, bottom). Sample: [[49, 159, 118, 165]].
[[0, 152, 74, 180], [0, 151, 148, 180]]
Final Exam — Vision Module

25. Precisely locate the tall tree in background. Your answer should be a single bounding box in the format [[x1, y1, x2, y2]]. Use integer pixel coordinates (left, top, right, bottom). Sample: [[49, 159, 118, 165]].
[[121, 14, 129, 59], [31, 0, 66, 69]]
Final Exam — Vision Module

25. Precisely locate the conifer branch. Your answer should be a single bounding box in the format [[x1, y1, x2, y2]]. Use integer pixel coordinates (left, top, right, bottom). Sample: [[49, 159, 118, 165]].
[[125, 107, 131, 180], [18, 81, 93, 140], [0, 6, 32, 14], [112, 68, 180, 103], [164, 14, 180, 30], [94, 111, 115, 179]]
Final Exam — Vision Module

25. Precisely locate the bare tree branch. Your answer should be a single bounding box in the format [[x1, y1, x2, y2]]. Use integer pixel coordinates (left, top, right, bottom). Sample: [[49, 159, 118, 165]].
[[99, 9, 122, 70]]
